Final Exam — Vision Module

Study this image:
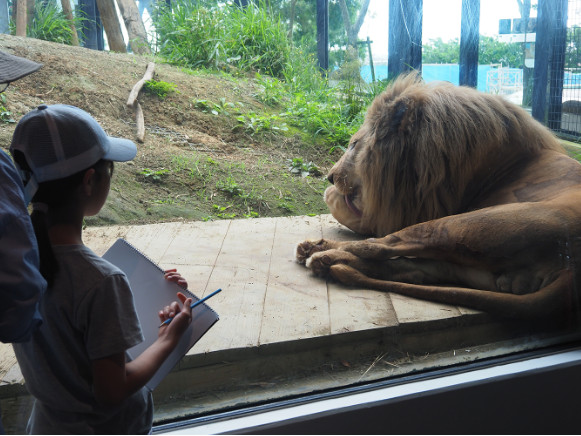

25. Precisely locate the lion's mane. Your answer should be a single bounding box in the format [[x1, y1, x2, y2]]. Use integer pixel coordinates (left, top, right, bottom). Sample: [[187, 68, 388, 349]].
[[355, 74, 565, 237]]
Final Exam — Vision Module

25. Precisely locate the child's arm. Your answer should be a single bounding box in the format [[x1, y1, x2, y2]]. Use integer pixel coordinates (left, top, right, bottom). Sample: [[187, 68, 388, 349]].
[[91, 285, 192, 407]]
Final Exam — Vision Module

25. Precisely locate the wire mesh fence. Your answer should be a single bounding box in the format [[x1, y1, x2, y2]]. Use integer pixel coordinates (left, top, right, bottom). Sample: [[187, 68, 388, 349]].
[[553, 0, 581, 139]]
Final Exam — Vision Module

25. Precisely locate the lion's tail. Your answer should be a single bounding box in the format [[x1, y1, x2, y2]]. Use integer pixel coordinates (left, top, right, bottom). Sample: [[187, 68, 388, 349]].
[[329, 264, 574, 320]]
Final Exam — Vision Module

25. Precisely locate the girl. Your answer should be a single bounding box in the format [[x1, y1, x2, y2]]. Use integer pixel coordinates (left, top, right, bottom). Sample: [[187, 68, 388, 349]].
[[10, 104, 192, 434]]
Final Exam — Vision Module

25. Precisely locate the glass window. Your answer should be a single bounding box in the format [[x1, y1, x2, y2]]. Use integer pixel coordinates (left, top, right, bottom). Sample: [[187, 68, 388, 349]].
[[2, 1, 581, 434]]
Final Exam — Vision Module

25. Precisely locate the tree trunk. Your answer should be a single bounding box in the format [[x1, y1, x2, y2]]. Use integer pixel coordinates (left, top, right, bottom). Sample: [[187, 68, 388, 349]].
[[0, 0, 9, 33], [26, 0, 33, 27], [115, 0, 150, 55], [338, 0, 371, 47], [95, 0, 126, 53], [15, 0, 26, 36], [60, 0, 80, 46], [288, 0, 296, 42], [517, 0, 533, 106]]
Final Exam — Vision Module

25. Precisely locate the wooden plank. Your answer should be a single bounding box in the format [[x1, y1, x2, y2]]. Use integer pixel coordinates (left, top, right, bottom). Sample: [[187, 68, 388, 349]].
[[125, 222, 183, 263], [191, 218, 275, 353], [194, 265, 267, 353], [320, 215, 398, 334], [390, 293, 462, 325], [83, 225, 130, 255], [160, 220, 230, 267], [260, 216, 330, 344], [213, 218, 276, 276], [0, 343, 16, 385]]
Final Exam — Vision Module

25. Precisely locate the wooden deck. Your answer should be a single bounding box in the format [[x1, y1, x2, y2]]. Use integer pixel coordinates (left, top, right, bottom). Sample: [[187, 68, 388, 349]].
[[83, 214, 491, 356], [1, 215, 574, 432]]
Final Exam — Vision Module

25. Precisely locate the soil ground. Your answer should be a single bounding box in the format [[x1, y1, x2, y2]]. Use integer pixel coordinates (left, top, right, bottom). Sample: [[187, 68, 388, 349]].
[[0, 34, 340, 227]]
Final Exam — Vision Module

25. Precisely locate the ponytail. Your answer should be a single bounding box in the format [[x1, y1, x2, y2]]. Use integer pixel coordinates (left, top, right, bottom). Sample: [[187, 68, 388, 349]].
[[11, 153, 109, 288], [30, 205, 58, 287]]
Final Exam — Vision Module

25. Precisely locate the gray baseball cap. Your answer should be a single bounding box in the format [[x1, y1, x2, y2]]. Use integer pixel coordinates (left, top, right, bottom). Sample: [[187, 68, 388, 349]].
[[10, 104, 137, 203]]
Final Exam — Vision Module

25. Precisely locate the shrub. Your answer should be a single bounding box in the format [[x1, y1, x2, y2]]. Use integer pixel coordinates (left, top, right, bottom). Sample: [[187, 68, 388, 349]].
[[152, 1, 226, 68], [12, 0, 86, 45], [222, 1, 291, 79]]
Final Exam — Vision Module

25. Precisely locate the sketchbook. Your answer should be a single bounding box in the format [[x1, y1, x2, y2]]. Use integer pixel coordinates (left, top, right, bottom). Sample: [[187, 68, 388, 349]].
[[102, 238, 219, 390]]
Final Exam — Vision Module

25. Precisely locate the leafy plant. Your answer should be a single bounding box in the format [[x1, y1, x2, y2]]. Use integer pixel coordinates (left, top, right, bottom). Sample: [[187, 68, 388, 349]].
[[16, 0, 86, 45], [287, 158, 321, 178], [278, 200, 295, 213], [143, 80, 178, 99], [236, 113, 288, 135], [0, 94, 14, 123], [212, 204, 237, 219], [194, 98, 236, 115], [152, 1, 226, 68], [139, 168, 170, 182], [217, 177, 244, 197], [222, 1, 291, 79]]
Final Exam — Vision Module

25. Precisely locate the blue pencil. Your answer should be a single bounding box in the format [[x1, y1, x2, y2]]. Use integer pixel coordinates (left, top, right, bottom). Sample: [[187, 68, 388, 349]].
[[159, 288, 222, 327]]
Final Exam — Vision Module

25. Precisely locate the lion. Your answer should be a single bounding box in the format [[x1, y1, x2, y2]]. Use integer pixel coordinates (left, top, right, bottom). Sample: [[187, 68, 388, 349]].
[[296, 73, 581, 320]]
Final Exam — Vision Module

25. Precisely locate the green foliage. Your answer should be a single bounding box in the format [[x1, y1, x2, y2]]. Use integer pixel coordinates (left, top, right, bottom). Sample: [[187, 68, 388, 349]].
[[211, 204, 237, 219], [287, 158, 321, 178], [152, 1, 227, 68], [217, 177, 245, 197], [139, 168, 170, 182], [15, 0, 86, 45], [194, 98, 237, 115], [268, 0, 364, 69], [566, 27, 581, 70], [151, 0, 381, 152], [153, 0, 291, 78], [143, 80, 178, 99], [423, 36, 522, 67], [222, 1, 291, 79], [0, 94, 15, 124], [478, 36, 523, 67], [422, 38, 460, 64], [236, 112, 288, 135]]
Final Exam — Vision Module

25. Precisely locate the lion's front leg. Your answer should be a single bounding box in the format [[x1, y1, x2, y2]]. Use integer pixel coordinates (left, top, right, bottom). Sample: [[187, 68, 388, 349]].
[[295, 238, 346, 264], [304, 248, 377, 278]]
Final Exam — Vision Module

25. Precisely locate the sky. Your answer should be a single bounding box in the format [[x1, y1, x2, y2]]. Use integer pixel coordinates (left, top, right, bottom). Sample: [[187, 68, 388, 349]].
[[359, 0, 526, 62]]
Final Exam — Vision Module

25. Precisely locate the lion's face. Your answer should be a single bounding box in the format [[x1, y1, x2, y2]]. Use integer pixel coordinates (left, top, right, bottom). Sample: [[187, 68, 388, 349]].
[[326, 73, 568, 238], [325, 126, 374, 236], [324, 73, 551, 238]]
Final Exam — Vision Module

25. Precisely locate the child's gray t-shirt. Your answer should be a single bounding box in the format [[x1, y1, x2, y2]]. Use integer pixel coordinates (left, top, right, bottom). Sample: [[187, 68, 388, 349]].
[[13, 244, 152, 434]]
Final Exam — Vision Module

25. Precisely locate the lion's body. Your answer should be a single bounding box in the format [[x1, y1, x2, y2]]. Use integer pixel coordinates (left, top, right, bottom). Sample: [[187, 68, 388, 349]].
[[296, 74, 581, 320]]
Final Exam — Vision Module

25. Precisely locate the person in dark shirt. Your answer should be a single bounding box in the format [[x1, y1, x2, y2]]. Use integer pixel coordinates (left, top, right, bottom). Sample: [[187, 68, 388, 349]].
[[0, 49, 45, 434]]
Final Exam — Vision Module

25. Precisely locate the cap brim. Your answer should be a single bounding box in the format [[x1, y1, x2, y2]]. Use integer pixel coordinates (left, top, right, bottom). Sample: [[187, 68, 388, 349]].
[[103, 137, 137, 162], [0, 51, 42, 83]]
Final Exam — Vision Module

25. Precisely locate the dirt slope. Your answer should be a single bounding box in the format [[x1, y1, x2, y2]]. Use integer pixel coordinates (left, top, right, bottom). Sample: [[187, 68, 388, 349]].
[[0, 34, 335, 226]]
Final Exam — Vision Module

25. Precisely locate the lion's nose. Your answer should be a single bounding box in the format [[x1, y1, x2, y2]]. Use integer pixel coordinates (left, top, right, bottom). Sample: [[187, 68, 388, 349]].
[[328, 173, 335, 184]]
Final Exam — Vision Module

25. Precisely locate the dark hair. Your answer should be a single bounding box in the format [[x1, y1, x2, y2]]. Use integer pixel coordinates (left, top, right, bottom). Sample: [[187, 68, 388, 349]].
[[12, 151, 111, 286]]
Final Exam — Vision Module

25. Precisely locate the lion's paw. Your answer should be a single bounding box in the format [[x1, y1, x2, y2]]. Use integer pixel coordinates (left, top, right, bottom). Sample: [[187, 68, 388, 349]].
[[305, 249, 363, 278], [295, 239, 332, 264]]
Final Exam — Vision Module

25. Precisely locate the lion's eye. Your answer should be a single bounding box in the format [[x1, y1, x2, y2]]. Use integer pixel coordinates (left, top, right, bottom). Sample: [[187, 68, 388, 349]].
[[349, 140, 358, 150]]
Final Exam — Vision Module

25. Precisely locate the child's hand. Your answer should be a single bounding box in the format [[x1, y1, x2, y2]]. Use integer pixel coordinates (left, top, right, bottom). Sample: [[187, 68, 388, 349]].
[[164, 268, 188, 288], [158, 292, 192, 339]]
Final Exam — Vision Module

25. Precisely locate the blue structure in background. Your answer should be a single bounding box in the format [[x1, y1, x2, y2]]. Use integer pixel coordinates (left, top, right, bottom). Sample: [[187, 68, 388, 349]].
[[564, 71, 581, 88], [362, 65, 581, 92], [361, 64, 494, 92]]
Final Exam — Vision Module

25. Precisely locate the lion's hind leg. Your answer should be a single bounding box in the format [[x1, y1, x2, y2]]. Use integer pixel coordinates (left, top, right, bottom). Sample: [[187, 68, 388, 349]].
[[330, 265, 572, 320]]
